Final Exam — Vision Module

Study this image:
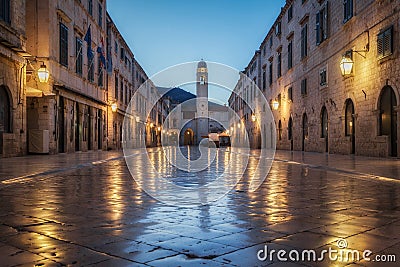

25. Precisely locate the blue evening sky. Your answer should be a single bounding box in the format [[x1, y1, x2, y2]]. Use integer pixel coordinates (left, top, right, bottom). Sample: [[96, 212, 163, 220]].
[[108, 0, 286, 102]]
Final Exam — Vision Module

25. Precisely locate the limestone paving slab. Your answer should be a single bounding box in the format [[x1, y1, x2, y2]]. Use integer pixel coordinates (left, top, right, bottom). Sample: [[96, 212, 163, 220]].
[[0, 149, 399, 266]]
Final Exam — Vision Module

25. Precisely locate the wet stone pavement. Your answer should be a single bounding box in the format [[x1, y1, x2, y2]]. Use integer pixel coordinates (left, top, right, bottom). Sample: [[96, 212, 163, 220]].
[[0, 148, 399, 267]]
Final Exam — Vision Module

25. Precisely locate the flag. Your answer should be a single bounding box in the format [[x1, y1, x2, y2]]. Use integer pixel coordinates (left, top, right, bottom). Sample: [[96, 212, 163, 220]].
[[97, 37, 106, 68], [106, 50, 113, 73], [84, 25, 94, 59]]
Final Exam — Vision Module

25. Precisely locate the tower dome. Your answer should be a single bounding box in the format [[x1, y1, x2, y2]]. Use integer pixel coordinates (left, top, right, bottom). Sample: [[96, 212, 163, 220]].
[[198, 60, 207, 68]]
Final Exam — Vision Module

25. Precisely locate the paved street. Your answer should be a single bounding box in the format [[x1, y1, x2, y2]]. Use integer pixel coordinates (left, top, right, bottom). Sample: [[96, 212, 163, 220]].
[[0, 148, 399, 266]]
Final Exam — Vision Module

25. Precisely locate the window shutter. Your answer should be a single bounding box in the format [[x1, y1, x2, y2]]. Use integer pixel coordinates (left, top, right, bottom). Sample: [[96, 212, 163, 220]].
[[383, 27, 393, 56], [324, 2, 329, 40], [301, 79, 307, 95], [316, 12, 320, 45], [377, 33, 384, 58]]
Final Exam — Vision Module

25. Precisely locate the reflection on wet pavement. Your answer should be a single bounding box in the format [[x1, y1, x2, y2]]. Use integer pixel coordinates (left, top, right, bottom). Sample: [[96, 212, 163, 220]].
[[0, 148, 399, 266]]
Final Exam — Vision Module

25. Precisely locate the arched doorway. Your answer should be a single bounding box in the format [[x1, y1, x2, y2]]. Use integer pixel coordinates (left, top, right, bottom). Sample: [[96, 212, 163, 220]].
[[302, 113, 308, 151], [278, 120, 282, 141], [288, 117, 293, 150], [183, 128, 194, 146], [321, 106, 328, 153], [379, 86, 397, 157], [0, 86, 11, 154], [345, 99, 355, 154]]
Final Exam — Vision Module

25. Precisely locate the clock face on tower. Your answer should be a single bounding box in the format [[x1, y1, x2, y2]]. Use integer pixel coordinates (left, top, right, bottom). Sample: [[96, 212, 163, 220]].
[[198, 67, 207, 73], [198, 100, 208, 116]]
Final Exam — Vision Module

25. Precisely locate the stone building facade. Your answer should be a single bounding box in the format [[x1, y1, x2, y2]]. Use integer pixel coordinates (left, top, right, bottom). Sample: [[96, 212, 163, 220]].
[[0, 0, 165, 157], [106, 13, 167, 149], [235, 0, 400, 157], [25, 0, 108, 154], [0, 0, 27, 157]]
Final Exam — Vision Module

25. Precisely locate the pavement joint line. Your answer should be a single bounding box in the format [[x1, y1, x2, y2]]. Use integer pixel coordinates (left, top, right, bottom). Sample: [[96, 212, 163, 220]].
[[1, 222, 146, 265]]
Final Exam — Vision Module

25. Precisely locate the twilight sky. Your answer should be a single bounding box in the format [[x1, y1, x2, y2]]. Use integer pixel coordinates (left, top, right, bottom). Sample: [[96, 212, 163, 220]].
[[108, 0, 286, 102]]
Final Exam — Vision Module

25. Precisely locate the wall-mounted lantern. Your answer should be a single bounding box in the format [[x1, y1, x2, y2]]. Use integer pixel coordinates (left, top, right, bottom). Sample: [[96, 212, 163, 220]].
[[111, 102, 117, 112], [37, 62, 50, 83], [272, 100, 279, 110], [340, 51, 354, 76]]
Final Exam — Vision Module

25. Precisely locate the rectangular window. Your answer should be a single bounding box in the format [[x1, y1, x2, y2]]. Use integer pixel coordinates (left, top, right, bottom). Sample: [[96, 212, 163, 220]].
[[288, 5, 293, 22], [269, 61, 273, 86], [343, 0, 353, 23], [88, 56, 94, 82], [75, 37, 83, 75], [98, 2, 103, 28], [288, 87, 293, 102], [120, 47, 125, 60], [88, 0, 93, 16], [301, 79, 307, 96], [262, 67, 266, 91], [277, 52, 282, 78], [320, 68, 327, 86], [115, 74, 118, 100], [316, 3, 329, 45], [301, 24, 308, 58], [120, 79, 124, 102], [275, 22, 281, 36], [288, 41, 293, 69], [114, 41, 118, 54], [269, 36, 273, 48], [59, 23, 69, 67], [377, 26, 393, 59], [0, 0, 10, 24]]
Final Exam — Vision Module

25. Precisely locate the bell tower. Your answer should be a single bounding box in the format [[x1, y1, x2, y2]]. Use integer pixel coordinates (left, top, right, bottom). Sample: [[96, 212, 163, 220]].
[[196, 60, 209, 144]]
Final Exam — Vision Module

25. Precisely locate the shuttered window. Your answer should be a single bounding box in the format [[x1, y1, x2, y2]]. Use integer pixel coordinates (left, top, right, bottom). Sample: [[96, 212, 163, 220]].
[[343, 0, 353, 23], [301, 24, 308, 58], [277, 52, 282, 78], [288, 41, 293, 69], [0, 0, 10, 24], [301, 79, 307, 96], [115, 74, 118, 100], [288, 87, 293, 102], [59, 23, 69, 67], [269, 61, 273, 86], [377, 26, 393, 59], [316, 2, 329, 45]]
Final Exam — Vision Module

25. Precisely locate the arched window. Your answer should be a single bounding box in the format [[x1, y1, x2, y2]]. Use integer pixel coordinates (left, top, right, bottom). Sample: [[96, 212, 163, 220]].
[[0, 85, 11, 134], [288, 117, 293, 140], [302, 113, 308, 139]]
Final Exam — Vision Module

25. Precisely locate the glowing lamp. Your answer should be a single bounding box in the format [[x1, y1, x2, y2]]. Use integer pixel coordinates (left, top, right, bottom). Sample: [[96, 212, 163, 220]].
[[37, 63, 50, 83]]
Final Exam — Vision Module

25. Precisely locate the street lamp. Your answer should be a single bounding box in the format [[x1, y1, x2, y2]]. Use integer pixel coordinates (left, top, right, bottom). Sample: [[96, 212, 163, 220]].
[[111, 102, 117, 112], [340, 52, 354, 76], [272, 100, 279, 110], [37, 62, 50, 83], [157, 126, 161, 132], [251, 114, 256, 122]]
